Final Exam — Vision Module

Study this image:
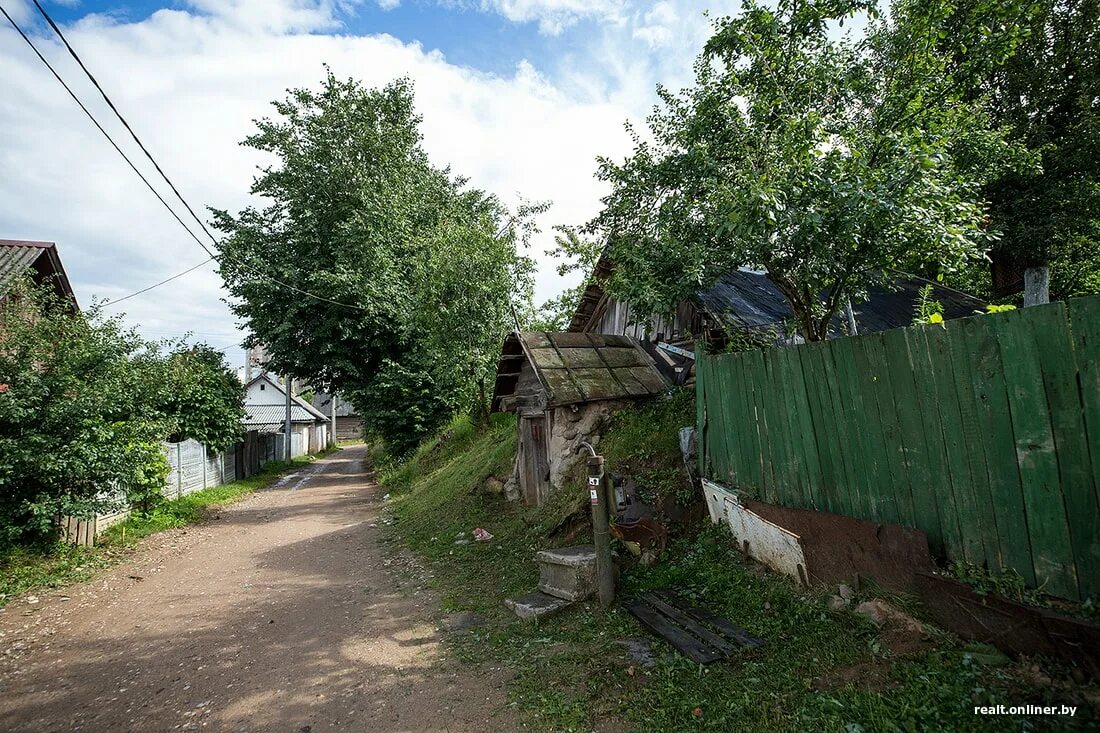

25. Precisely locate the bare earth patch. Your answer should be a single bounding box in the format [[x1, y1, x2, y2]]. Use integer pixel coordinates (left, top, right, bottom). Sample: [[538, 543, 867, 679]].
[[0, 446, 518, 732]]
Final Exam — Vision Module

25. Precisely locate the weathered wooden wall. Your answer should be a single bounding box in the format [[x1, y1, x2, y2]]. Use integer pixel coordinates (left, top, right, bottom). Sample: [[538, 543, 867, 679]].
[[697, 297, 1100, 601]]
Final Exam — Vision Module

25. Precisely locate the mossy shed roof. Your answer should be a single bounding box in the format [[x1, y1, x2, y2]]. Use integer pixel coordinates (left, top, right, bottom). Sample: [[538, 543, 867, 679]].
[[491, 332, 668, 411]]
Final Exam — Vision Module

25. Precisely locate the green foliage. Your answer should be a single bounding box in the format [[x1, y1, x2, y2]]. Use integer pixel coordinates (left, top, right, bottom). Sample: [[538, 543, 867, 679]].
[[159, 345, 245, 453], [599, 389, 697, 511], [212, 69, 540, 456], [979, 0, 1100, 299], [0, 282, 246, 544], [583, 0, 1033, 342], [0, 283, 172, 543], [913, 283, 946, 325]]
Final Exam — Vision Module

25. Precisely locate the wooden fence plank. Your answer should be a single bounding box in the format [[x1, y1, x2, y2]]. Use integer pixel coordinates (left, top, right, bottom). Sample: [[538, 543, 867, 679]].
[[1067, 297, 1100, 598], [829, 337, 874, 521], [744, 350, 768, 495], [802, 343, 840, 512], [1030, 303, 1093, 601], [882, 327, 938, 539], [864, 334, 913, 525], [903, 326, 959, 558], [997, 307, 1079, 600], [788, 346, 827, 511], [970, 314, 1034, 584]]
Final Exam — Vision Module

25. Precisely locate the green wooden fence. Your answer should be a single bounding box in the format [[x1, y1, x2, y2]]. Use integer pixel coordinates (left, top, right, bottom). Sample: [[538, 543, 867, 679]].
[[696, 296, 1100, 601]]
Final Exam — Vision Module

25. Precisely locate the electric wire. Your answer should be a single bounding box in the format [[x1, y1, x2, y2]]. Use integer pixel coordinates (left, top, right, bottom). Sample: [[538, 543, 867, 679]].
[[4, 3, 369, 311]]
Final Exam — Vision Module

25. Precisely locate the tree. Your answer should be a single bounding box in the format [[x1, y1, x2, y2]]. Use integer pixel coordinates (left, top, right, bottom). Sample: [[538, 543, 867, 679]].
[[970, 0, 1100, 300], [585, 0, 1032, 341], [159, 345, 246, 453], [212, 70, 537, 453], [0, 283, 170, 543]]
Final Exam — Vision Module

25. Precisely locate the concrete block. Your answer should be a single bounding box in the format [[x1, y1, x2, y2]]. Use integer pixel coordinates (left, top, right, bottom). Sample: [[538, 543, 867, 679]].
[[505, 591, 571, 620], [537, 545, 597, 601]]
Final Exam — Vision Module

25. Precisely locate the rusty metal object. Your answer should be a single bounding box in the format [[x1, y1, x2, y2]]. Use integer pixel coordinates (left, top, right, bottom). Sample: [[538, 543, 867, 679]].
[[610, 517, 668, 553], [742, 499, 933, 593], [914, 573, 1100, 678]]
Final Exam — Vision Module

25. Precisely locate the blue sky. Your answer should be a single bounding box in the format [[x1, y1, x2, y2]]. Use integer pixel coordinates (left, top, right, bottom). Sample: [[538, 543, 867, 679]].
[[43, 0, 565, 75], [1, 0, 738, 369]]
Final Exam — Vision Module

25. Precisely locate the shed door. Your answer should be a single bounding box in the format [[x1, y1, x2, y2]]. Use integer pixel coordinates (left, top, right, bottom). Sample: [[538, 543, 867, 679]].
[[519, 415, 551, 506]]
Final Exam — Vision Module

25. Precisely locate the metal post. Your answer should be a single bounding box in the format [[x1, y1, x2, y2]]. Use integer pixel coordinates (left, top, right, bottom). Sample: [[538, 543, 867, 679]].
[[578, 442, 615, 608], [283, 374, 293, 461], [844, 297, 858, 336]]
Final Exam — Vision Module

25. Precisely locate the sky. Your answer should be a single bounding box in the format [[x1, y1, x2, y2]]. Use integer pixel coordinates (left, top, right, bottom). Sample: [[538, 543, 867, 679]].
[[0, 0, 741, 370]]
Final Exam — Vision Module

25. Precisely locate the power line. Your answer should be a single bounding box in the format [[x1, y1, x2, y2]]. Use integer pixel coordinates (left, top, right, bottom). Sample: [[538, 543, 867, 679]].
[[31, 0, 221, 249], [102, 256, 215, 307], [0, 2, 212, 257], [5, 2, 369, 311]]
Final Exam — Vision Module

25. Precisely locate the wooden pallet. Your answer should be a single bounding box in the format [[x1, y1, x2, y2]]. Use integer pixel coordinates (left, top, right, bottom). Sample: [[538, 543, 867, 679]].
[[624, 589, 765, 664]]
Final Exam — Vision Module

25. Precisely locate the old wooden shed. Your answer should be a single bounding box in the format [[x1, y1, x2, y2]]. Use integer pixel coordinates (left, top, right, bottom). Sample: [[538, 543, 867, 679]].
[[491, 331, 667, 506]]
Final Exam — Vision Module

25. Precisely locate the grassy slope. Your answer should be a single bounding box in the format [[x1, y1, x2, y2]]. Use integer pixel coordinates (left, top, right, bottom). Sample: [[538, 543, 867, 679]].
[[0, 450, 332, 609], [384, 399, 1095, 732]]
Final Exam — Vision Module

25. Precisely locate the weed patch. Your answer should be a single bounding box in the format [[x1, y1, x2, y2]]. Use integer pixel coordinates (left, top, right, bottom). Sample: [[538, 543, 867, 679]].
[[383, 410, 1098, 731]]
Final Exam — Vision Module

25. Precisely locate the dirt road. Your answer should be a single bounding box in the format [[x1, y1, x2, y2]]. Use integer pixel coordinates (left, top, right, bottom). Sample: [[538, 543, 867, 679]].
[[0, 446, 518, 732]]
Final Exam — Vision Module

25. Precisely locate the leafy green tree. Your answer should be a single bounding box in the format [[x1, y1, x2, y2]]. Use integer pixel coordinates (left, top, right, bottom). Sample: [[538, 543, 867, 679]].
[[584, 0, 1032, 341], [0, 283, 170, 543], [212, 70, 537, 453], [159, 345, 245, 453], [972, 0, 1100, 300]]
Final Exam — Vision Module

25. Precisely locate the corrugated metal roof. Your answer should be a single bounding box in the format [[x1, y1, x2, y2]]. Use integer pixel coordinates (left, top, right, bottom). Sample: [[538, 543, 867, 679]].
[[698, 269, 986, 336], [0, 242, 45, 293], [0, 240, 76, 305], [492, 331, 667, 410]]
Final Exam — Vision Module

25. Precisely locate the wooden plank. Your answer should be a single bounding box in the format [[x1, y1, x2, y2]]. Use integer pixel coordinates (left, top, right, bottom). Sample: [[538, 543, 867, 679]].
[[818, 337, 861, 518], [849, 334, 893, 517], [829, 336, 874, 523], [946, 321, 1002, 571], [722, 355, 744, 486], [801, 343, 840, 513], [857, 334, 907, 524], [921, 324, 980, 564], [903, 326, 962, 559], [967, 314, 1034, 583], [727, 355, 752, 489], [787, 346, 826, 511], [753, 350, 782, 503], [743, 350, 768, 496], [624, 600, 723, 664], [882, 327, 936, 538], [996, 307, 1079, 599], [642, 594, 742, 656], [764, 348, 799, 506], [652, 590, 765, 648], [1029, 302, 1093, 601], [696, 354, 708, 478], [1067, 296, 1100, 598]]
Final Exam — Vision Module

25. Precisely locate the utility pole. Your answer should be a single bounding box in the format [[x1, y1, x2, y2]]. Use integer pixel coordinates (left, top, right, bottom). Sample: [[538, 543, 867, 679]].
[[844, 297, 858, 336], [283, 374, 292, 461], [331, 393, 338, 448]]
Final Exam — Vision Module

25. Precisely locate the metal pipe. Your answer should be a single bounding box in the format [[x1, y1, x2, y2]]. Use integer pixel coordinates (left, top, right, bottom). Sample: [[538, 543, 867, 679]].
[[577, 442, 614, 608]]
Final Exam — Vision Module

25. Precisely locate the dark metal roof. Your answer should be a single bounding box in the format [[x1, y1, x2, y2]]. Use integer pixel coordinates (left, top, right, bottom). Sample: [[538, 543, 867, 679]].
[[698, 269, 987, 336], [0, 239, 77, 305], [492, 332, 668, 411]]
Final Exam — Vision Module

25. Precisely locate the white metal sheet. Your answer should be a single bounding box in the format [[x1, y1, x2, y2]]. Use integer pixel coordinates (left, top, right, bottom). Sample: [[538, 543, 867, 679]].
[[723, 497, 808, 585]]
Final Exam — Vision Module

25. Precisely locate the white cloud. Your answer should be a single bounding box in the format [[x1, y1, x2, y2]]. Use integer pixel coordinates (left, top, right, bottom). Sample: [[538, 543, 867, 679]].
[[1, 0, 659, 369], [477, 0, 625, 35]]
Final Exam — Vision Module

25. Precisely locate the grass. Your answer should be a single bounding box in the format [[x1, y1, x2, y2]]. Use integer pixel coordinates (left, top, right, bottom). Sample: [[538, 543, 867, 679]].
[[382, 395, 1098, 732], [0, 449, 334, 609]]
